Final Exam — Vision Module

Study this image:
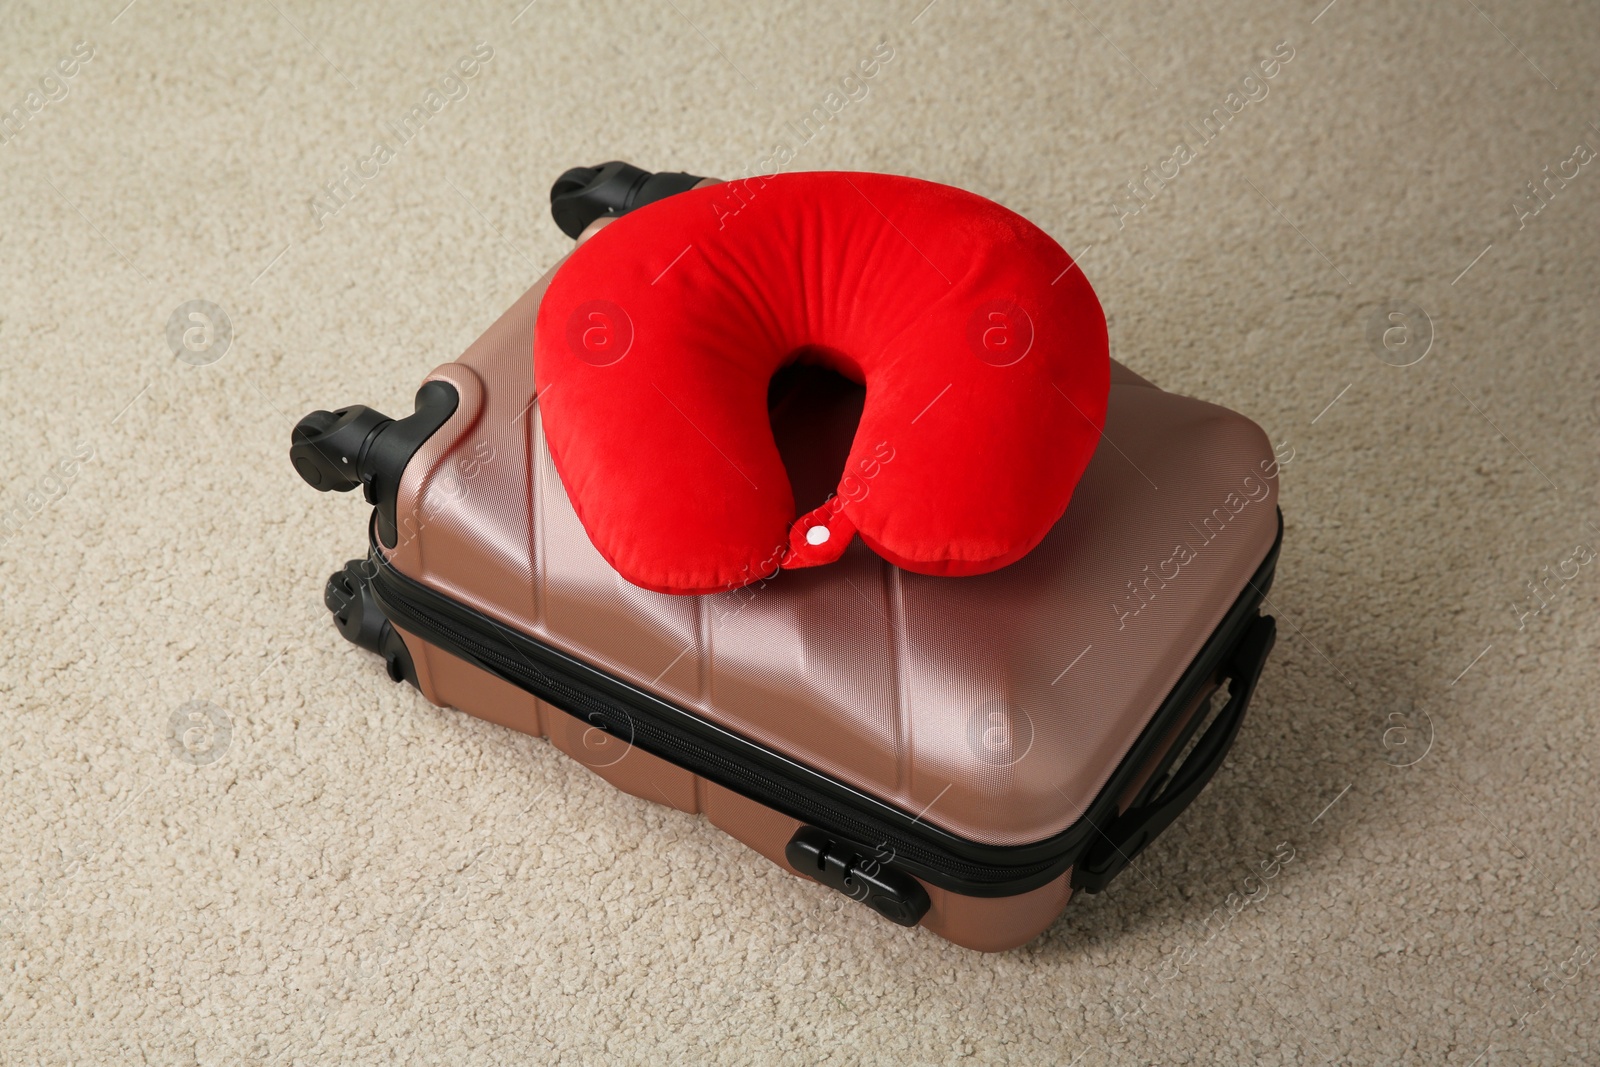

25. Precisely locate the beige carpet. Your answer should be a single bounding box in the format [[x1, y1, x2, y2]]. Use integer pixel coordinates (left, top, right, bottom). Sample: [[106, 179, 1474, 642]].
[[4, 0, 1598, 1062]]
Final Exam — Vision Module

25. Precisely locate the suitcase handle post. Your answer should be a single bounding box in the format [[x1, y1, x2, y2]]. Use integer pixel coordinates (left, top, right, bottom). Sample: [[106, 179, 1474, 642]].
[[1071, 613, 1277, 894]]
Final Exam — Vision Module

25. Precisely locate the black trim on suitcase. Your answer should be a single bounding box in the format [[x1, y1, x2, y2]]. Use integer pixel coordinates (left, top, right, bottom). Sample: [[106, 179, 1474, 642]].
[[352, 511, 1283, 899]]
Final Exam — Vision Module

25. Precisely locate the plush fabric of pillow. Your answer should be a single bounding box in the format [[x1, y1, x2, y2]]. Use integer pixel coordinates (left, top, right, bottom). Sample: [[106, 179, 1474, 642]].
[[533, 171, 1108, 596]]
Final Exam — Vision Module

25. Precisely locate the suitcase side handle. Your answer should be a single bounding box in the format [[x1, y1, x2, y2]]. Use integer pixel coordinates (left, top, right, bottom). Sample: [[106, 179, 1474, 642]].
[[1071, 613, 1277, 894]]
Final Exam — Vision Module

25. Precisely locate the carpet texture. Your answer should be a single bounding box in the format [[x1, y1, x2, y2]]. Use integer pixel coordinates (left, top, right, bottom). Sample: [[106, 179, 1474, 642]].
[[3, 1, 1598, 1063]]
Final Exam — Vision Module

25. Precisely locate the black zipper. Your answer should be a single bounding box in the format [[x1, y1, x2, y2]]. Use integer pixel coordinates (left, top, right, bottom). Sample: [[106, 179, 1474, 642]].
[[368, 515, 1281, 897]]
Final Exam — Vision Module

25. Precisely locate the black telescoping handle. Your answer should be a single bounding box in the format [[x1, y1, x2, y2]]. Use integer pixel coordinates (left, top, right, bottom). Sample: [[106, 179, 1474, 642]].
[[1071, 613, 1277, 894]]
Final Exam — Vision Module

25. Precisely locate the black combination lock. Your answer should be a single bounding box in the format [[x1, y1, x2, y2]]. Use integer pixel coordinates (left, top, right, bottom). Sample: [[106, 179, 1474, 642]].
[[784, 827, 931, 927]]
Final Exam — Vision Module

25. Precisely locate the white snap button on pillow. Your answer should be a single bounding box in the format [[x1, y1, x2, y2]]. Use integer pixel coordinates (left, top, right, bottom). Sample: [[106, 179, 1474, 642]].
[[806, 525, 830, 546]]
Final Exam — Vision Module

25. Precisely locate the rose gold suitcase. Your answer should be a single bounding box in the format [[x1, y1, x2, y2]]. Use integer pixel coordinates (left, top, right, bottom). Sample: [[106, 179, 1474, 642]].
[[291, 166, 1282, 952]]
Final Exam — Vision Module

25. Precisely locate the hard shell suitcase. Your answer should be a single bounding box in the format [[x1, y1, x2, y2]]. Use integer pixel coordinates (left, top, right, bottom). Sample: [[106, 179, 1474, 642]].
[[291, 166, 1282, 952]]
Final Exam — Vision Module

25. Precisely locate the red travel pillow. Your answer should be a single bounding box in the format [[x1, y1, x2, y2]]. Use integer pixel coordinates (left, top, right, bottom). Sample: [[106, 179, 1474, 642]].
[[534, 171, 1109, 596]]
